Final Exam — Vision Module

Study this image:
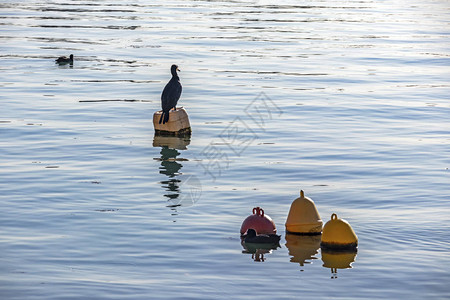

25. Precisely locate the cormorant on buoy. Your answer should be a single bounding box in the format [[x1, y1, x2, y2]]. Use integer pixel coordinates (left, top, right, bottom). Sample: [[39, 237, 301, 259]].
[[159, 64, 182, 125], [55, 54, 73, 64]]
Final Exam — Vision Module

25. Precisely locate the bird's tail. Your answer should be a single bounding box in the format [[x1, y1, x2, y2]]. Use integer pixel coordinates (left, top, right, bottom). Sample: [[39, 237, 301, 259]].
[[163, 111, 170, 124], [159, 111, 170, 124]]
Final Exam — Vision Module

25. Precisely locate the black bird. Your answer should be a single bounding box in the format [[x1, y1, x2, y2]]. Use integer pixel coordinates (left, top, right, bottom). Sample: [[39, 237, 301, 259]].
[[243, 229, 281, 244], [55, 54, 73, 64], [159, 64, 182, 124]]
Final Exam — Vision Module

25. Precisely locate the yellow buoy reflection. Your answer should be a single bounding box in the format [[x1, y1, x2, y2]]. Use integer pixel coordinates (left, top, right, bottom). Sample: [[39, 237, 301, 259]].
[[321, 249, 358, 279], [285, 233, 321, 270]]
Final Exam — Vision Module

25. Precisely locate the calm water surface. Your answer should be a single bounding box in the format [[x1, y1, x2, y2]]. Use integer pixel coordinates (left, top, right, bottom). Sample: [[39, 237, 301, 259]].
[[0, 0, 449, 299]]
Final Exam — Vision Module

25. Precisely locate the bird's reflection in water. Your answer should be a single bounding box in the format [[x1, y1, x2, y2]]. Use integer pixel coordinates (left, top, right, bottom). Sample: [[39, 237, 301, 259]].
[[240, 238, 280, 262], [159, 146, 183, 201], [153, 134, 200, 217]]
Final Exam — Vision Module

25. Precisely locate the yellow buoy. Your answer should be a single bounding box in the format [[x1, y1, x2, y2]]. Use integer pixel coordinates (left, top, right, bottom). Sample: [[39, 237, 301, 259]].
[[153, 107, 191, 136], [285, 190, 323, 235], [321, 213, 358, 250]]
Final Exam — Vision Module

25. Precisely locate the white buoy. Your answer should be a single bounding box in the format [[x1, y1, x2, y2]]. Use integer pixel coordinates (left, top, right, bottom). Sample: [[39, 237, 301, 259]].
[[153, 107, 191, 136]]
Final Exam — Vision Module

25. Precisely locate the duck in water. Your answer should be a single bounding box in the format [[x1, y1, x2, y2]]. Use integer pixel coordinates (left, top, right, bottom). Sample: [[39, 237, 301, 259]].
[[55, 54, 73, 65], [242, 229, 281, 244], [159, 64, 182, 124]]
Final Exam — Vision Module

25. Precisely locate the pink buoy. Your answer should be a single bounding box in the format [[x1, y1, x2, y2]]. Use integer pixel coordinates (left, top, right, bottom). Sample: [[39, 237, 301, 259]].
[[240, 207, 277, 235]]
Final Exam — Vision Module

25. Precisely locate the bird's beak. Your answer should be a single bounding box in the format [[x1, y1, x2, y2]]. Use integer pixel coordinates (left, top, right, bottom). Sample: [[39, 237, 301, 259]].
[[177, 67, 181, 72]]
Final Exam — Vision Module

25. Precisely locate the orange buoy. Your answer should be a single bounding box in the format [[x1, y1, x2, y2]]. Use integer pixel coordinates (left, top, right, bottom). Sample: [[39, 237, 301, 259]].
[[321, 213, 358, 250], [285, 190, 323, 235], [240, 207, 276, 235]]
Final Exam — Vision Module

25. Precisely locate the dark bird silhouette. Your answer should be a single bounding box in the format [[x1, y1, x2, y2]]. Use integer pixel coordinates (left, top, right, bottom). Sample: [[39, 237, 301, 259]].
[[55, 54, 73, 64], [159, 64, 182, 124], [242, 229, 281, 244]]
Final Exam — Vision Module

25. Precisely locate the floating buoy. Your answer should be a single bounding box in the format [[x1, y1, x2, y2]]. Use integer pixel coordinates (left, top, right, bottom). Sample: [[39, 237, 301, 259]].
[[285, 190, 323, 235], [153, 107, 191, 136], [240, 207, 277, 235], [321, 213, 358, 251]]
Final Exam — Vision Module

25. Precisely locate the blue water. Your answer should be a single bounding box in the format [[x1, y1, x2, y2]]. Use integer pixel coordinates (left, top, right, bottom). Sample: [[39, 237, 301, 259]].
[[1, 1, 449, 299]]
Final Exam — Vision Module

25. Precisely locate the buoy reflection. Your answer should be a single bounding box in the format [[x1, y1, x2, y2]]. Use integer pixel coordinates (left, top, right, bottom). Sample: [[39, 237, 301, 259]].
[[285, 233, 321, 271], [321, 249, 357, 279]]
